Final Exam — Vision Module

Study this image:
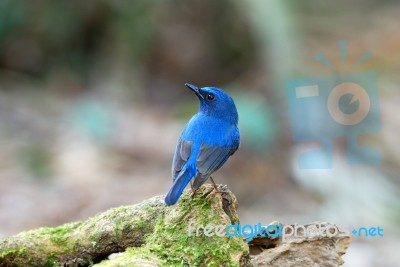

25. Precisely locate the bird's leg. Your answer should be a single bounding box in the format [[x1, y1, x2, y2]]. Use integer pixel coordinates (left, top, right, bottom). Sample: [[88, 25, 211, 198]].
[[209, 177, 221, 193], [190, 181, 196, 198]]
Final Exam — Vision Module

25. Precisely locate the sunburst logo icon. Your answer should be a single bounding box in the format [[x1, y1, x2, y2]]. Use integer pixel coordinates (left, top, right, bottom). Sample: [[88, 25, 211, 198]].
[[315, 40, 372, 71], [287, 40, 381, 169]]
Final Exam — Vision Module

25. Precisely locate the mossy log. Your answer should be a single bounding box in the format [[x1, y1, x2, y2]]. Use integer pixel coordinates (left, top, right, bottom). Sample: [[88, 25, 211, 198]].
[[0, 185, 351, 266]]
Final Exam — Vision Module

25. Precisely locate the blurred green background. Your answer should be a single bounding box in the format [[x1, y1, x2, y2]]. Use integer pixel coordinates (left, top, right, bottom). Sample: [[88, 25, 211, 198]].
[[0, 1, 399, 266]]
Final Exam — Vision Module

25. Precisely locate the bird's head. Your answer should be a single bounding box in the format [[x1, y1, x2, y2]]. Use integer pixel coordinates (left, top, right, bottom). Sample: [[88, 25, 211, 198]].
[[185, 83, 238, 125]]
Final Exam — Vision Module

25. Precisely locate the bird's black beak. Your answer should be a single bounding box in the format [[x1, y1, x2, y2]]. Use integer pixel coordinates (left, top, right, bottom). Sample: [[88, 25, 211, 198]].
[[185, 83, 204, 99]]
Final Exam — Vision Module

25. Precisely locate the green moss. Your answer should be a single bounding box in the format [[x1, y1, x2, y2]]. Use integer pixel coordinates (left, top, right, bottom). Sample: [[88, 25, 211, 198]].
[[95, 247, 163, 267], [143, 220, 245, 265], [114, 206, 130, 213], [95, 186, 249, 266], [0, 247, 25, 261], [1, 225, 76, 266], [115, 219, 123, 241], [44, 252, 59, 267], [84, 258, 95, 265], [132, 217, 152, 235], [33, 222, 78, 246]]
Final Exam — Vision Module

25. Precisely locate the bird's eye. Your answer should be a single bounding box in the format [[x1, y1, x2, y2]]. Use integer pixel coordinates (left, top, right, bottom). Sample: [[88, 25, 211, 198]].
[[206, 94, 215, 101]]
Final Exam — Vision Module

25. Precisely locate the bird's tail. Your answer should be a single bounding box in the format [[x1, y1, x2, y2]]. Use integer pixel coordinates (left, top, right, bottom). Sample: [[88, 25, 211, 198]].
[[165, 168, 193, 206]]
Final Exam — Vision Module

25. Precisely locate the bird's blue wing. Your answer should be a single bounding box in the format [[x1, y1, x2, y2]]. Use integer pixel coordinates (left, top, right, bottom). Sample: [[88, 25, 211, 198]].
[[192, 142, 239, 189], [172, 140, 192, 182]]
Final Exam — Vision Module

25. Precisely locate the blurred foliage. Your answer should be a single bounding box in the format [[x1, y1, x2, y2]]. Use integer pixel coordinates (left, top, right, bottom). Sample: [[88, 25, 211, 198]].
[[234, 91, 279, 152], [17, 144, 53, 180], [0, 0, 258, 92], [70, 99, 116, 144]]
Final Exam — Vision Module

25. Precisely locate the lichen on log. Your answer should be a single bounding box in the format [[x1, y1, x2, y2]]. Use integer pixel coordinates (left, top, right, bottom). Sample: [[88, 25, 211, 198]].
[[0, 184, 351, 267], [0, 194, 166, 266]]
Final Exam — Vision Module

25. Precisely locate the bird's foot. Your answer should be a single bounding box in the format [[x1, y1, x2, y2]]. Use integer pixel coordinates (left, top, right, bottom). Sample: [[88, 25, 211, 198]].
[[190, 181, 197, 198], [210, 177, 222, 194]]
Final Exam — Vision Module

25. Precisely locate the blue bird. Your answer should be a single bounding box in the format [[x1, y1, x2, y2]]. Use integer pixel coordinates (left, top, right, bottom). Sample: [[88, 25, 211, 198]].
[[165, 83, 240, 206]]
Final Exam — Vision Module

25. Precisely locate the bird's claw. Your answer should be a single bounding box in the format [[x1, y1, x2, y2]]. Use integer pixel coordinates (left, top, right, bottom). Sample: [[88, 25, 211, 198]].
[[190, 181, 197, 198], [209, 177, 222, 193]]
